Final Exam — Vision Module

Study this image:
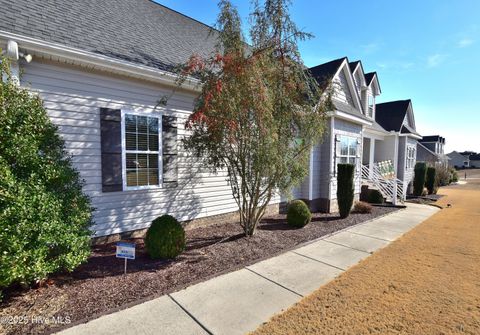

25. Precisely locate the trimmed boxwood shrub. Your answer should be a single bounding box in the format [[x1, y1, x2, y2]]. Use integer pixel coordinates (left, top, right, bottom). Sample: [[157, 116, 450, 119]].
[[145, 215, 186, 259], [287, 200, 311, 228], [367, 189, 384, 204], [426, 166, 436, 194], [337, 163, 355, 218], [413, 162, 427, 196], [0, 59, 92, 294]]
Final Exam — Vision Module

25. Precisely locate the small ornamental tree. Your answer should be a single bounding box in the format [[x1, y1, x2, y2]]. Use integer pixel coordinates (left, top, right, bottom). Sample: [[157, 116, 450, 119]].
[[337, 164, 355, 218], [173, 0, 332, 236], [413, 162, 427, 196], [0, 58, 92, 292]]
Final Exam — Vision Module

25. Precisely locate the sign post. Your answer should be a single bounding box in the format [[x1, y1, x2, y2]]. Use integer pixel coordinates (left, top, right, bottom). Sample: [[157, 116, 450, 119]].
[[116, 242, 135, 275]]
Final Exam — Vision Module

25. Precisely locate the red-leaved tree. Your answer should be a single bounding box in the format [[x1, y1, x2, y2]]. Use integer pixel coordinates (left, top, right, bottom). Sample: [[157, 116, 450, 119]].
[[176, 0, 333, 236]]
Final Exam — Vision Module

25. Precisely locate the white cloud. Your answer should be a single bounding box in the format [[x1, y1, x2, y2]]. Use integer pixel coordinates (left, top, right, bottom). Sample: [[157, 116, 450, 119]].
[[361, 42, 380, 54], [458, 38, 473, 48], [375, 61, 414, 71], [427, 54, 447, 68]]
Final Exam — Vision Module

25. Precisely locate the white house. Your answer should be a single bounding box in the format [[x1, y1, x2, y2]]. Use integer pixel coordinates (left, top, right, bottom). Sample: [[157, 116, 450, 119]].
[[447, 151, 470, 168], [469, 154, 480, 168], [1, 1, 427, 238], [294, 58, 422, 211], [0, 0, 286, 238]]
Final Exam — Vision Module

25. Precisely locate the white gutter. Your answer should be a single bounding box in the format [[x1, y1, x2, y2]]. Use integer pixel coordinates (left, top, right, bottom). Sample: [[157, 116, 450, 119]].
[[0, 30, 200, 91], [398, 133, 422, 140], [334, 110, 372, 126]]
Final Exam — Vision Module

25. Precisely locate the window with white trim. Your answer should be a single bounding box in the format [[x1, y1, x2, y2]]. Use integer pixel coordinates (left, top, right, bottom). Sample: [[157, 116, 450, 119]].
[[336, 135, 358, 167], [406, 146, 416, 169], [123, 113, 161, 188], [367, 94, 374, 118]]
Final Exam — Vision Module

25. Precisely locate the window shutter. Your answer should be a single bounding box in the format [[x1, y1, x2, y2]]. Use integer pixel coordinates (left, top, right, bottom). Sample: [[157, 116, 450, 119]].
[[100, 108, 123, 192], [162, 115, 178, 187]]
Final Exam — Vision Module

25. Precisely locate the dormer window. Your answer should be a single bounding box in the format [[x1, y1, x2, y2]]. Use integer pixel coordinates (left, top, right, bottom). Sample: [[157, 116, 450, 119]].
[[368, 94, 374, 118]]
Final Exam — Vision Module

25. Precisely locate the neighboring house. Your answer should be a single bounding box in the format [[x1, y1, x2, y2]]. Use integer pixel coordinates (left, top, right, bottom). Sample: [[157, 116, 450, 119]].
[[468, 154, 480, 168], [293, 58, 371, 212], [417, 135, 449, 167], [373, 100, 422, 198], [0, 0, 283, 238], [447, 151, 470, 168], [295, 58, 420, 211]]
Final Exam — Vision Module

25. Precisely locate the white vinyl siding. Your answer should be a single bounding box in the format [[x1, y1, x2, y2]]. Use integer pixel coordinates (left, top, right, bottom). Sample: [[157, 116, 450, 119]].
[[330, 119, 362, 200], [333, 69, 355, 106], [21, 59, 280, 236]]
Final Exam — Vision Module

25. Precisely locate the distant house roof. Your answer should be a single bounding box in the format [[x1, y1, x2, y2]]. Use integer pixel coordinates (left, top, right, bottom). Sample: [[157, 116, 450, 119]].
[[375, 100, 411, 132], [459, 151, 476, 156], [470, 154, 480, 160], [309, 57, 346, 84], [0, 0, 218, 72], [420, 135, 445, 144]]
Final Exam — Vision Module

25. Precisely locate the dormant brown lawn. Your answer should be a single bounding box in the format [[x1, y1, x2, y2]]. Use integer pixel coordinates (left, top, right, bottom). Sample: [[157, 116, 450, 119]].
[[252, 173, 480, 335]]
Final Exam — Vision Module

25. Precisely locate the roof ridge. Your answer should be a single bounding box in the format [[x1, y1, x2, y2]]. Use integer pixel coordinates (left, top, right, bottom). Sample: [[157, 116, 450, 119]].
[[147, 0, 218, 32]]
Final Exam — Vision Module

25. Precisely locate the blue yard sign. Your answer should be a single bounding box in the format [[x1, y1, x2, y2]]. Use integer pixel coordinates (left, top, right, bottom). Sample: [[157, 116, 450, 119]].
[[116, 242, 135, 275], [116, 242, 135, 260]]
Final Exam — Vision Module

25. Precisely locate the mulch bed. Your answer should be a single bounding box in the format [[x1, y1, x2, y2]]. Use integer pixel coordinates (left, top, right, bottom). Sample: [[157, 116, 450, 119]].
[[0, 206, 399, 335]]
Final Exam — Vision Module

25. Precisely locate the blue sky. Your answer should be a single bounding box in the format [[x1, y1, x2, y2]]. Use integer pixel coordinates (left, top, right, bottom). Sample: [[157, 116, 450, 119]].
[[158, 0, 479, 152]]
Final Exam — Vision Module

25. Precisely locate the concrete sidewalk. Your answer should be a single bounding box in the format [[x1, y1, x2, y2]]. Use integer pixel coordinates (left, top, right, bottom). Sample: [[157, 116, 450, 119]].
[[57, 203, 439, 335]]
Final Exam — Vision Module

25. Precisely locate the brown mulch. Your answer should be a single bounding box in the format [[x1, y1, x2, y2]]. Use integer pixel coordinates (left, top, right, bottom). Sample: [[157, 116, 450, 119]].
[[251, 182, 480, 335], [0, 206, 398, 335]]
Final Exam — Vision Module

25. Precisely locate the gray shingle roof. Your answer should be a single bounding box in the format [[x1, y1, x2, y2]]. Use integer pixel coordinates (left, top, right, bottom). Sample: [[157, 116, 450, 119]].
[[309, 57, 346, 84], [375, 100, 411, 132], [364, 72, 376, 86], [0, 0, 219, 71]]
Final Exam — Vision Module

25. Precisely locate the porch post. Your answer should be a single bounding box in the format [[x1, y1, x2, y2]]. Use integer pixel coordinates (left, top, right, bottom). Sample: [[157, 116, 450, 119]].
[[369, 138, 375, 178], [392, 180, 398, 206]]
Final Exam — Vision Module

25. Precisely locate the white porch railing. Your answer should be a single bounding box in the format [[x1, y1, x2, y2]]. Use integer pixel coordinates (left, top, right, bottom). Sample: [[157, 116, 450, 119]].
[[361, 161, 405, 204]]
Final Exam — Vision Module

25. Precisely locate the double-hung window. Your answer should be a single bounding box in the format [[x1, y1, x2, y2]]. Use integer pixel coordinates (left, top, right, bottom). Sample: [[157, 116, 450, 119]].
[[406, 146, 416, 169], [367, 94, 374, 118], [123, 113, 161, 189], [337, 135, 358, 167]]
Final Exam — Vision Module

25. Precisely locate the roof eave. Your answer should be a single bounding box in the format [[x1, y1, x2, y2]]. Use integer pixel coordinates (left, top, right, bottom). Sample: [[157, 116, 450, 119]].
[[0, 30, 201, 91]]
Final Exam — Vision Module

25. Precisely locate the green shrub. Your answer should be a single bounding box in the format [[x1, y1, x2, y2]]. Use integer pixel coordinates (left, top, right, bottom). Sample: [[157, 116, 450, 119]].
[[450, 168, 459, 183], [353, 201, 373, 214], [337, 164, 355, 218], [145, 215, 185, 259], [287, 200, 312, 228], [426, 166, 436, 195], [0, 58, 92, 293], [367, 189, 384, 204], [413, 162, 427, 196]]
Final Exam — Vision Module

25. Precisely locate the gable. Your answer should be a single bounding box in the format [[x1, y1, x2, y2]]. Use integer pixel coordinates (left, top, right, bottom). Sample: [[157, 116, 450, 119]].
[[402, 114, 411, 128], [334, 69, 355, 106], [332, 63, 362, 112], [405, 103, 416, 130]]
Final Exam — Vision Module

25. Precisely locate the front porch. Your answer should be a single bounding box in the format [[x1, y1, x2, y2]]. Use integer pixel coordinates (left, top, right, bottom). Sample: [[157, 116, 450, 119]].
[[362, 134, 405, 204]]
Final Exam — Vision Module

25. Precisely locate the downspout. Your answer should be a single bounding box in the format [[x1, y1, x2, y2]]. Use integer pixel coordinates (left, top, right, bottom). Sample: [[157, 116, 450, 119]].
[[2, 40, 20, 85], [393, 133, 399, 205], [328, 117, 335, 211]]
